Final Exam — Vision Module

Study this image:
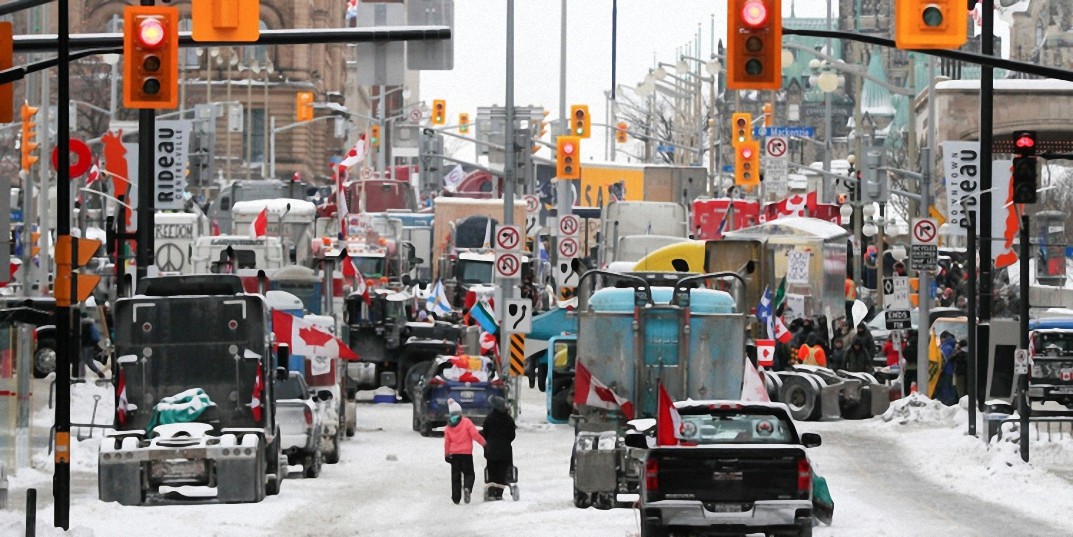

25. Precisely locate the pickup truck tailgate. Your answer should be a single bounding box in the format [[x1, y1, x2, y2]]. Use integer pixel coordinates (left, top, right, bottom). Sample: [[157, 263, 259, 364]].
[[650, 447, 808, 502], [277, 400, 312, 449]]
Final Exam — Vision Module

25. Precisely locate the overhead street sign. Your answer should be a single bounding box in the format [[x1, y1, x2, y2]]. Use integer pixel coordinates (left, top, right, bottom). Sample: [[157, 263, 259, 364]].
[[756, 126, 814, 138]]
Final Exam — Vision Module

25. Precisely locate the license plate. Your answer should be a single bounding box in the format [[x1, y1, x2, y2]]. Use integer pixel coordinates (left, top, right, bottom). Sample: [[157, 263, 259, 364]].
[[458, 390, 475, 400], [709, 503, 743, 513]]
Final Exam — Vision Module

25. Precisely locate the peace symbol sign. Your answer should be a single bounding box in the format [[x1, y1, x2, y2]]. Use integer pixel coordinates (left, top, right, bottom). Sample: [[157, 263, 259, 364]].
[[156, 243, 185, 273]]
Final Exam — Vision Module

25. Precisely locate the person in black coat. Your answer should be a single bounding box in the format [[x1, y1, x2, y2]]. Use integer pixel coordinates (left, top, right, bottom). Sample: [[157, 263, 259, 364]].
[[482, 396, 516, 500]]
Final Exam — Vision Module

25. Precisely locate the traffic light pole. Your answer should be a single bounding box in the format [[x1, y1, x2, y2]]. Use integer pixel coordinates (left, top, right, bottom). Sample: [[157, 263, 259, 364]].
[[54, 0, 72, 528], [135, 1, 156, 281]]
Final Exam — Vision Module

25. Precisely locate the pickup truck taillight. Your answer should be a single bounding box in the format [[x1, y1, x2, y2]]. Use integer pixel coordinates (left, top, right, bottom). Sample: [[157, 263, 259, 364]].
[[645, 458, 659, 493], [304, 407, 314, 426], [490, 378, 505, 388], [427, 377, 445, 386], [797, 458, 811, 494]]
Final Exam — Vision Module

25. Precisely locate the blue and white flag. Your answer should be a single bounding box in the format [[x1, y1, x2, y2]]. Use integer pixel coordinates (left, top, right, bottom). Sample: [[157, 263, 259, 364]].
[[756, 285, 774, 340], [426, 280, 453, 316]]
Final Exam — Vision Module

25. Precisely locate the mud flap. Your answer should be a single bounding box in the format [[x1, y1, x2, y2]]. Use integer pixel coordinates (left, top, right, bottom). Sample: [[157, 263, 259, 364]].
[[98, 462, 144, 506], [217, 436, 264, 503]]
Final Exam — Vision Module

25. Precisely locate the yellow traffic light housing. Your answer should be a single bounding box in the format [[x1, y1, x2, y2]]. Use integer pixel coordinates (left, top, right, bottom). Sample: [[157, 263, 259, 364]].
[[20, 103, 38, 172], [432, 100, 446, 125], [191, 0, 261, 42], [731, 112, 753, 147], [895, 0, 968, 50], [762, 103, 773, 127], [30, 230, 40, 258], [532, 111, 550, 154], [370, 124, 382, 147], [616, 122, 628, 143], [458, 112, 470, 133], [727, 0, 782, 90], [570, 105, 591, 138], [735, 140, 761, 189], [54, 235, 102, 307], [296, 91, 314, 121], [123, 6, 179, 109], [556, 136, 581, 179]]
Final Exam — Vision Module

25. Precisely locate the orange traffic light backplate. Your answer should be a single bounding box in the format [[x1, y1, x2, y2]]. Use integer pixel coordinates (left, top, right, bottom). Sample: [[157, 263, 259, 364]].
[[556, 135, 581, 179], [726, 0, 782, 90], [296, 91, 314, 121], [54, 273, 102, 307], [894, 0, 967, 50], [191, 0, 261, 42], [123, 6, 179, 109], [55, 236, 101, 268]]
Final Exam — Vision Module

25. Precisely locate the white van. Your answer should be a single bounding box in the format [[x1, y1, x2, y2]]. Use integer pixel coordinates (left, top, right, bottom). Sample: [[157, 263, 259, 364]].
[[190, 235, 286, 274], [231, 199, 317, 267]]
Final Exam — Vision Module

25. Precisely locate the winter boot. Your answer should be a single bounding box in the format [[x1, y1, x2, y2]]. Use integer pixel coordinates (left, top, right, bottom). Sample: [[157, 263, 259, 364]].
[[464, 488, 471, 504]]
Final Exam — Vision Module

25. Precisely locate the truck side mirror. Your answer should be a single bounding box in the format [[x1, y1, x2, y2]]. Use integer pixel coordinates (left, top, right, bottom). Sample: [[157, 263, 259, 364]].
[[316, 389, 334, 401], [624, 432, 648, 449], [401, 274, 412, 286], [801, 432, 822, 448], [275, 367, 289, 381]]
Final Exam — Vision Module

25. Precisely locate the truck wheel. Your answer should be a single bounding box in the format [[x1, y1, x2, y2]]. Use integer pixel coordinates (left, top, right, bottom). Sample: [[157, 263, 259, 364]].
[[764, 372, 784, 402], [592, 491, 614, 510], [33, 339, 56, 379], [639, 521, 666, 537], [404, 361, 432, 402], [572, 487, 592, 509], [324, 433, 341, 465], [303, 449, 322, 479], [779, 376, 818, 421], [841, 388, 873, 420], [418, 415, 433, 437], [265, 437, 283, 496]]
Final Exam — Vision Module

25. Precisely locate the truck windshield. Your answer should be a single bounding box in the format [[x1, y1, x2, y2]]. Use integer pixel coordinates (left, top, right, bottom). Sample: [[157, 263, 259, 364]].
[[211, 249, 258, 272], [1033, 331, 1073, 356], [352, 256, 386, 278], [676, 411, 794, 444], [458, 260, 494, 284], [274, 377, 307, 400]]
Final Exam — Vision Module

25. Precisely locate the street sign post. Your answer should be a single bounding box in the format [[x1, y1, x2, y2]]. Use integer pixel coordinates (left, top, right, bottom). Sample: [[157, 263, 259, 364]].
[[756, 126, 814, 138], [495, 224, 522, 252], [558, 214, 579, 238], [502, 298, 533, 334], [883, 276, 911, 329], [910, 217, 939, 271], [494, 251, 521, 279], [763, 135, 789, 196]]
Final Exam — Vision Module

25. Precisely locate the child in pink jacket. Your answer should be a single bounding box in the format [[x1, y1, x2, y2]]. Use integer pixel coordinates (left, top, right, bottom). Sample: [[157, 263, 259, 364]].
[[443, 398, 486, 504]]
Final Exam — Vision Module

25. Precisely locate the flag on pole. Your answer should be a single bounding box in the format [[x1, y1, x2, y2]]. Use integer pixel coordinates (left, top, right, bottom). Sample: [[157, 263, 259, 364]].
[[574, 362, 635, 419], [470, 299, 499, 334], [426, 280, 453, 316], [482, 218, 493, 249], [443, 164, 465, 192], [741, 358, 771, 402], [116, 368, 129, 426], [756, 285, 774, 340], [756, 338, 776, 368], [656, 382, 682, 446], [773, 316, 793, 344], [249, 207, 268, 238], [272, 310, 359, 360], [339, 134, 369, 169], [248, 360, 264, 421], [773, 276, 787, 311]]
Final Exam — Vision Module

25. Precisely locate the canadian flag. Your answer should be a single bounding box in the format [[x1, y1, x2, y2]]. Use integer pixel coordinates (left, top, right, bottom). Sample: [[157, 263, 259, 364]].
[[338, 134, 369, 169], [773, 316, 793, 344], [774, 192, 818, 218], [756, 338, 776, 368], [656, 383, 682, 446], [116, 368, 129, 426], [249, 207, 268, 238], [350, 258, 371, 305], [272, 310, 359, 360], [741, 358, 771, 402], [248, 360, 264, 421], [86, 162, 101, 188], [574, 362, 635, 419]]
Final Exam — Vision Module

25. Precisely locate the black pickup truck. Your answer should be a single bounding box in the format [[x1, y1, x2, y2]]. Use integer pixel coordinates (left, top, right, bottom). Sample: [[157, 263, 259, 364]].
[[630, 401, 823, 537]]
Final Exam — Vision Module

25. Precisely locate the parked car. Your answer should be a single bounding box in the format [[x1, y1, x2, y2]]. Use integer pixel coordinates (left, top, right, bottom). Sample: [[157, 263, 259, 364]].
[[274, 370, 327, 478], [411, 354, 506, 437]]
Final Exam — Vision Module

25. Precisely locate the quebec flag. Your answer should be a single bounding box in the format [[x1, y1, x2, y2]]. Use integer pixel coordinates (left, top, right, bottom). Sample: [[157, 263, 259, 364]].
[[426, 280, 453, 316]]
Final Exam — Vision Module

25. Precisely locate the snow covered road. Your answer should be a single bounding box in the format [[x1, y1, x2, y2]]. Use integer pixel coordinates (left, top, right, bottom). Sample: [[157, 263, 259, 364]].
[[5, 385, 1073, 536]]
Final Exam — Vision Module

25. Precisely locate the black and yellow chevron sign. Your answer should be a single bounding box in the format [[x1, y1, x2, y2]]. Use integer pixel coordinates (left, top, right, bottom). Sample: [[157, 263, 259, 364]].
[[509, 333, 526, 376], [559, 286, 575, 301]]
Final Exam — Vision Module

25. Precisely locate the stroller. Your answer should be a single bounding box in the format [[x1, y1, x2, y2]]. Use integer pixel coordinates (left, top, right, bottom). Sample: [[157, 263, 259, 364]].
[[483, 465, 519, 501]]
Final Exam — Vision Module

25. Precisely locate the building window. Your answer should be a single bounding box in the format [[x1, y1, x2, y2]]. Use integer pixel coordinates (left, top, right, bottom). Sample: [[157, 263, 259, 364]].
[[246, 108, 266, 162]]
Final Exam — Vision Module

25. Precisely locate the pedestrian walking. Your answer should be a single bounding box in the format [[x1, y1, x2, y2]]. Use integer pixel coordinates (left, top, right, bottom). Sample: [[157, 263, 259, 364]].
[[79, 311, 106, 379], [481, 396, 516, 501], [828, 338, 846, 371], [843, 338, 872, 373], [443, 398, 485, 504]]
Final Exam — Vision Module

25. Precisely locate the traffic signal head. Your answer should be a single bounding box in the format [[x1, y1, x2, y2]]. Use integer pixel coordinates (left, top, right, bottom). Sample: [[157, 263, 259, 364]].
[[727, 0, 782, 90], [191, 0, 262, 42], [762, 103, 773, 127], [295, 91, 314, 121], [732, 112, 753, 146], [123, 6, 179, 109], [20, 103, 38, 172], [54, 235, 103, 307], [533, 111, 549, 154], [894, 0, 968, 50], [370, 124, 382, 147], [570, 104, 591, 138], [616, 122, 628, 143], [556, 136, 581, 179], [1012, 156, 1038, 204], [1012, 130, 1037, 157], [432, 100, 446, 125], [734, 140, 760, 189], [458, 112, 470, 133]]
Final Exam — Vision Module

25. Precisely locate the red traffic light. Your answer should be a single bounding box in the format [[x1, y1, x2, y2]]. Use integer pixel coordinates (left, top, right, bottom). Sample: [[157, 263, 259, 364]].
[[740, 146, 754, 159], [137, 18, 166, 48], [561, 142, 575, 155], [1015, 136, 1035, 150], [741, 0, 768, 28]]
